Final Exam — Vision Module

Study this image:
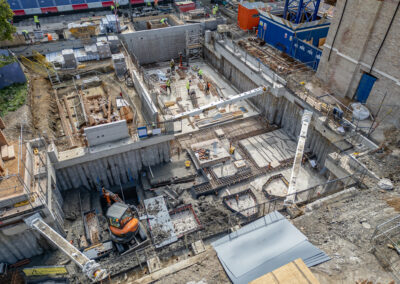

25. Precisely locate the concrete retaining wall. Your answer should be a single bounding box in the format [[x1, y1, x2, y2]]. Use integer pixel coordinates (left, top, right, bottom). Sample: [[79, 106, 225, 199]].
[[205, 41, 335, 166], [10, 38, 90, 57], [56, 141, 171, 191], [0, 227, 45, 263], [120, 24, 202, 65]]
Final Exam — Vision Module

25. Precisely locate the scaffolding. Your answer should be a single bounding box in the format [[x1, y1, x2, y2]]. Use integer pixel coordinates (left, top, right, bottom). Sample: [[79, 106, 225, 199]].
[[186, 29, 203, 63], [371, 215, 400, 281]]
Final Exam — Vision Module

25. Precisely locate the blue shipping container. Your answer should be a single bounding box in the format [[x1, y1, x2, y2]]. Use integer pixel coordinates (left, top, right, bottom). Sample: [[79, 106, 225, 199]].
[[289, 38, 322, 70], [37, 0, 56, 7], [20, 0, 40, 9], [54, 0, 72, 5], [8, 0, 22, 10], [70, 0, 87, 4]]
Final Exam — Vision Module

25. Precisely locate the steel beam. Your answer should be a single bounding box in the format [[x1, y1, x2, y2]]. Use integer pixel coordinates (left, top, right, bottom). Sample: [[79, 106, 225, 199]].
[[24, 214, 108, 282], [171, 86, 266, 121]]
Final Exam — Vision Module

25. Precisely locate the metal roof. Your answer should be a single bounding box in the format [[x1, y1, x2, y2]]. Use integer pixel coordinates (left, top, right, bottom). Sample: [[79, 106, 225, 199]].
[[212, 211, 330, 284]]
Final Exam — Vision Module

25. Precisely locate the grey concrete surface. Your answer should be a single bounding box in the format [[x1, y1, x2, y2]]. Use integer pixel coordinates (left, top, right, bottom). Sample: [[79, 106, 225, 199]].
[[120, 24, 202, 65]]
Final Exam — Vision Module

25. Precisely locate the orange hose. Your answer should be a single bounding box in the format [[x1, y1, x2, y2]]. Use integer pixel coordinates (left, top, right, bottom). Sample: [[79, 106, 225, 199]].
[[109, 218, 139, 236]]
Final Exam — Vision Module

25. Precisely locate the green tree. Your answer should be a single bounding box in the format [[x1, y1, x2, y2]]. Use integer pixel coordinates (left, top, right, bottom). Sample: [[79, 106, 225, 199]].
[[0, 0, 16, 41]]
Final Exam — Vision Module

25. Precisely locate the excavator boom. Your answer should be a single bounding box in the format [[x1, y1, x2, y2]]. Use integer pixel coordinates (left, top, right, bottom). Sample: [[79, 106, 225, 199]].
[[24, 213, 108, 282], [102, 187, 123, 205]]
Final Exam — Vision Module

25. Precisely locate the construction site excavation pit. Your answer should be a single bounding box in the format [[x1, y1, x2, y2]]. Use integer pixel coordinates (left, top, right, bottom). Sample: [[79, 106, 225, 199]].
[[0, 16, 390, 284]]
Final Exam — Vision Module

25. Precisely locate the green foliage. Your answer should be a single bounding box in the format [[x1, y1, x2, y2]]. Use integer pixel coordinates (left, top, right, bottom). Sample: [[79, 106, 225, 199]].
[[0, 0, 16, 41], [0, 54, 16, 68], [0, 83, 27, 116]]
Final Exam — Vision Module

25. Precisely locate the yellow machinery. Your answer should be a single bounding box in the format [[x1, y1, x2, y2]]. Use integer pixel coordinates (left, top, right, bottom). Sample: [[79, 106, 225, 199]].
[[69, 24, 98, 39], [20, 50, 60, 85]]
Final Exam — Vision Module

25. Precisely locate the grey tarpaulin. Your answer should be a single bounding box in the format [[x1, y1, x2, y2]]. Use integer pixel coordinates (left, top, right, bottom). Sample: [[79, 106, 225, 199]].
[[212, 211, 330, 284]]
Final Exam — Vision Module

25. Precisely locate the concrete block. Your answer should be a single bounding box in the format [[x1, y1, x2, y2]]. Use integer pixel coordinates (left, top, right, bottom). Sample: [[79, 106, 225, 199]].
[[84, 120, 130, 147], [7, 145, 15, 160], [191, 240, 206, 255], [147, 256, 162, 273], [1, 145, 8, 161]]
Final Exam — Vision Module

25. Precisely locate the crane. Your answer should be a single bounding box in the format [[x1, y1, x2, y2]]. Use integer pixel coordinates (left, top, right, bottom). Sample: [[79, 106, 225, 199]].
[[24, 213, 108, 282], [283, 0, 322, 24]]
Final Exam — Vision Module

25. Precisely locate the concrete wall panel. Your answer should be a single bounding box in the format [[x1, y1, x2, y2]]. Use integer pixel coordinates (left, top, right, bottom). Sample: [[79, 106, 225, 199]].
[[57, 141, 170, 190], [120, 24, 202, 65], [0, 228, 44, 263]]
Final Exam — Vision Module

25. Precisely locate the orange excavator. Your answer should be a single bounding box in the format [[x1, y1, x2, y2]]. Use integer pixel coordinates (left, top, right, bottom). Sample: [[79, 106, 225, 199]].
[[102, 188, 147, 253]]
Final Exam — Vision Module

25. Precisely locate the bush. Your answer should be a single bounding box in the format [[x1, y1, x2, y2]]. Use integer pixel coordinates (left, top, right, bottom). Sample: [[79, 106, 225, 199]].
[[0, 83, 27, 116]]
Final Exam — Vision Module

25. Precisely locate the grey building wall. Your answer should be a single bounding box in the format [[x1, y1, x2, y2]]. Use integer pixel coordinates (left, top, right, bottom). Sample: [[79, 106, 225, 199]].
[[120, 24, 202, 65], [0, 227, 46, 263], [317, 0, 400, 127]]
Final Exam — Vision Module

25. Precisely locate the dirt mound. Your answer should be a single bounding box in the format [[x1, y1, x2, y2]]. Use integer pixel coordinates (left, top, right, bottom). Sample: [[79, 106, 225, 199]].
[[386, 197, 400, 212], [2, 104, 33, 141]]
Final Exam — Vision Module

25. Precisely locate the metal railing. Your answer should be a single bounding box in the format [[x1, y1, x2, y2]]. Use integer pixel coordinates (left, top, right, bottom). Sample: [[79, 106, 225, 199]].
[[371, 215, 400, 281]]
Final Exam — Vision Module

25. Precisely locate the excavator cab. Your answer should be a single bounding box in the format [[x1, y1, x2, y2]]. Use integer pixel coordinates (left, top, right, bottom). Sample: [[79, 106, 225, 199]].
[[102, 188, 147, 253], [106, 203, 146, 242], [107, 203, 134, 229]]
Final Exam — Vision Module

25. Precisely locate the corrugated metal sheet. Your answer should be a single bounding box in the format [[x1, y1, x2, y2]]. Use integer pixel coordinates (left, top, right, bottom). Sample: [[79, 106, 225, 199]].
[[212, 211, 330, 284], [0, 227, 44, 263]]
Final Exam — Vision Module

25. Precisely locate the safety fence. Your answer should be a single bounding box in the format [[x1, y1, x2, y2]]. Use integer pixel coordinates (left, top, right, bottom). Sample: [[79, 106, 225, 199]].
[[371, 215, 400, 281]]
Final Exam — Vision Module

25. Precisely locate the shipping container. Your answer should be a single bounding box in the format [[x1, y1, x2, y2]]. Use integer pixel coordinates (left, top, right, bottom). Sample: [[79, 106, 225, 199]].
[[237, 2, 265, 31], [175, 1, 195, 13]]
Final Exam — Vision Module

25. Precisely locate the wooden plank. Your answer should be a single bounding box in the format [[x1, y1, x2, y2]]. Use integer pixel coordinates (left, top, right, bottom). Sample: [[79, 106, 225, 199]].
[[107, 96, 112, 123], [0, 157, 4, 173], [55, 90, 75, 148], [1, 145, 9, 161], [0, 116, 5, 129], [133, 247, 210, 284], [7, 145, 15, 160], [249, 258, 320, 284], [0, 130, 8, 147], [63, 96, 77, 134]]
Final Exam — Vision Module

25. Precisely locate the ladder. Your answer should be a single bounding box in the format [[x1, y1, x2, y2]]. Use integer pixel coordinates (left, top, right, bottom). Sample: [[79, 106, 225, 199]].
[[24, 213, 108, 282], [47, 65, 61, 86], [285, 110, 313, 204]]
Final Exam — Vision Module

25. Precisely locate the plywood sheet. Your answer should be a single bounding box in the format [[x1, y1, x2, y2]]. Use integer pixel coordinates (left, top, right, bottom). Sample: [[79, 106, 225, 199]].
[[249, 258, 320, 284]]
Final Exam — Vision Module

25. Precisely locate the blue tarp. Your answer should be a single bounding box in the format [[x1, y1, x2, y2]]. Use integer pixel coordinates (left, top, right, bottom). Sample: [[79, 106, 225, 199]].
[[212, 211, 330, 284], [0, 50, 26, 89]]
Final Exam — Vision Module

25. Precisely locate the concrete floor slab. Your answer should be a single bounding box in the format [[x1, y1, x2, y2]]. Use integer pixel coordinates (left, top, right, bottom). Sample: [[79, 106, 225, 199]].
[[239, 129, 296, 169], [145, 61, 259, 134], [191, 138, 231, 168]]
